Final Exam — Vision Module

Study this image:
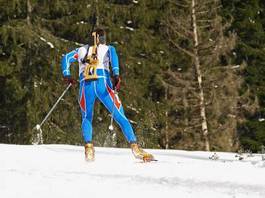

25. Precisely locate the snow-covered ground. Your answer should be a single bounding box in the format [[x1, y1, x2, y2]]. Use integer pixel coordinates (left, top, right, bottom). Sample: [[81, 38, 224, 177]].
[[1, 144, 265, 198]]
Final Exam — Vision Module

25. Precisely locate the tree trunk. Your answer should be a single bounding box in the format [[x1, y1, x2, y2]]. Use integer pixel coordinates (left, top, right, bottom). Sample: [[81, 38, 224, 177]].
[[183, 85, 189, 126], [95, 0, 99, 26], [165, 86, 169, 149], [27, 0, 32, 26], [191, 0, 210, 151]]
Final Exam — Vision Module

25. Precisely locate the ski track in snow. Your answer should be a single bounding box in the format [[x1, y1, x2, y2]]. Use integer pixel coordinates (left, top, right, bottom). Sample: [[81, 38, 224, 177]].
[[1, 144, 265, 198]]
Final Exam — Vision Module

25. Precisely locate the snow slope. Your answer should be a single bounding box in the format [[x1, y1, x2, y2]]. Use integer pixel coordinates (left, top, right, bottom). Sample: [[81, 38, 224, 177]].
[[1, 144, 265, 198]]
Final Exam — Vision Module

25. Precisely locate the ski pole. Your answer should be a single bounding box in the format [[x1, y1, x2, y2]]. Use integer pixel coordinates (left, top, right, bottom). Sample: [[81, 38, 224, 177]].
[[108, 90, 117, 131], [34, 83, 72, 132]]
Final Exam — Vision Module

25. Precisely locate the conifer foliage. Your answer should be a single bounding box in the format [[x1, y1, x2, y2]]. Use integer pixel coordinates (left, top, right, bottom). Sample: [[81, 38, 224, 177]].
[[162, 0, 243, 151], [222, 0, 265, 152], [0, 0, 264, 152]]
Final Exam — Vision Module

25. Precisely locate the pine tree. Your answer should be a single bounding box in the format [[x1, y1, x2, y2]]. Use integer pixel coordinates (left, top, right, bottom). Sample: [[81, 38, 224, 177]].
[[223, 0, 265, 152], [163, 0, 243, 151]]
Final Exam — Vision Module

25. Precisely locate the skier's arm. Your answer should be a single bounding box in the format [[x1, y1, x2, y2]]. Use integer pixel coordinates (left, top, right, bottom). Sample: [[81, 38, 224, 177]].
[[109, 45, 119, 76], [61, 49, 79, 77]]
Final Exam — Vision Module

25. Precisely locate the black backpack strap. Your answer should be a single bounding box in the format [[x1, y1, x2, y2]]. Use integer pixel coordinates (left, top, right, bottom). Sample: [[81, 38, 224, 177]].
[[81, 44, 89, 64]]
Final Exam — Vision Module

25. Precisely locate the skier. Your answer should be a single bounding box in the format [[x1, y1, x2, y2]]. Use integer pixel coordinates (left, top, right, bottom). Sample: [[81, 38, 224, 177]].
[[61, 28, 154, 162]]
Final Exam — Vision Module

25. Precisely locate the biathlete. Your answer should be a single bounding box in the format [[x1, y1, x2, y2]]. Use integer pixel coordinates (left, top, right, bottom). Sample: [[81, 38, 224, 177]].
[[61, 28, 154, 162]]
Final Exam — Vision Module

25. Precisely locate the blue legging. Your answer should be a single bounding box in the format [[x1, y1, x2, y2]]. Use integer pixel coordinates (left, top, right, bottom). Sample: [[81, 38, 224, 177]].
[[79, 70, 137, 143]]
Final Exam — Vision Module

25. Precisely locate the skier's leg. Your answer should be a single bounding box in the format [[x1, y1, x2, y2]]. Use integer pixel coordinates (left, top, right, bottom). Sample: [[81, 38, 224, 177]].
[[95, 78, 137, 143], [96, 76, 154, 161], [79, 80, 96, 143]]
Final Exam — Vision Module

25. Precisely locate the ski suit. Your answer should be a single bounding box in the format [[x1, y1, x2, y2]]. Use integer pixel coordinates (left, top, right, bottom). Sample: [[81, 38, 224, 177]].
[[61, 44, 137, 143]]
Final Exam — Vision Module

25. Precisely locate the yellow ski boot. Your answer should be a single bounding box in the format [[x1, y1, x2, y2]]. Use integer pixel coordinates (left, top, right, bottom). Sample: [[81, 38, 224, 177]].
[[84, 143, 95, 161], [131, 143, 155, 162]]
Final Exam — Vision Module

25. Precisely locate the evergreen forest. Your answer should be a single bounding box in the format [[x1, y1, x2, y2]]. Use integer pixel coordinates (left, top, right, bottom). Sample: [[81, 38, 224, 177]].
[[0, 0, 264, 152]]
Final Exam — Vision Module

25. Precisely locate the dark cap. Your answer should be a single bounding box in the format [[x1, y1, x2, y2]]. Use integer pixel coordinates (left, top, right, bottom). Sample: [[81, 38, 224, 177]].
[[95, 28, 106, 44]]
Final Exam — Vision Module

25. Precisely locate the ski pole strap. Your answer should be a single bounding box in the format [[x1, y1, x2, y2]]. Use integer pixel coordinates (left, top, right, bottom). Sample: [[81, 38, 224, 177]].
[[39, 83, 72, 127]]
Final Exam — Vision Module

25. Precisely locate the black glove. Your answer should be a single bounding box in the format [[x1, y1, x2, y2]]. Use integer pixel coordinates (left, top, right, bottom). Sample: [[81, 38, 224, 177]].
[[81, 57, 89, 64], [112, 75, 121, 92], [63, 76, 76, 85]]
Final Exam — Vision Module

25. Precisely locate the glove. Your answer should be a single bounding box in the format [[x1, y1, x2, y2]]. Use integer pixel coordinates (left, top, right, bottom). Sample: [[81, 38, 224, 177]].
[[112, 75, 121, 92], [63, 76, 76, 85], [81, 57, 89, 64]]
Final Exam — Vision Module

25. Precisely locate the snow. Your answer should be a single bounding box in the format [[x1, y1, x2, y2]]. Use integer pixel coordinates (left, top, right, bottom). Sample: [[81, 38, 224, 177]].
[[258, 118, 265, 122], [46, 42, 54, 49], [76, 21, 87, 25], [1, 144, 265, 198], [75, 42, 83, 46], [127, 105, 140, 114], [125, 26, 134, 31], [39, 36, 54, 48], [249, 17, 255, 24], [231, 65, 241, 69], [120, 26, 135, 31], [34, 81, 38, 88], [39, 36, 47, 42]]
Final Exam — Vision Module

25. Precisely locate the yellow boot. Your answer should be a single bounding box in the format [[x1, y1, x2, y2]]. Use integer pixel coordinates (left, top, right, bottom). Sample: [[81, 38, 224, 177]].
[[131, 143, 154, 162], [84, 143, 95, 161]]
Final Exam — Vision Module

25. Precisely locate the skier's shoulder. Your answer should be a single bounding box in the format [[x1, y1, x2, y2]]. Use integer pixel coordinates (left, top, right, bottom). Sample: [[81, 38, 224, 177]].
[[107, 45, 118, 58], [78, 44, 89, 53], [108, 44, 116, 50], [108, 44, 117, 54], [78, 44, 90, 59]]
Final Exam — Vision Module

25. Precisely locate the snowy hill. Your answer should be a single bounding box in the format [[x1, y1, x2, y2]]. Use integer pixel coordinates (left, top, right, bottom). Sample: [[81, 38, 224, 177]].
[[1, 144, 265, 198]]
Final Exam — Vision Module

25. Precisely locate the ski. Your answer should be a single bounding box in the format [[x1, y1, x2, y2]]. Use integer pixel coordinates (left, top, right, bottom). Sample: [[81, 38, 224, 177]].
[[142, 156, 158, 163]]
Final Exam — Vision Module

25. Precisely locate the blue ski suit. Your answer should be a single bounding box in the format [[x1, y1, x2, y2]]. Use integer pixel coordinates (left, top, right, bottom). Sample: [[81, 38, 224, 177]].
[[61, 44, 137, 143]]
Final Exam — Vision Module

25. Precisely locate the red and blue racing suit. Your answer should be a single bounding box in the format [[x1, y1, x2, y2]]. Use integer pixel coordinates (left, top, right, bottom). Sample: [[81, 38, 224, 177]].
[[61, 44, 137, 143]]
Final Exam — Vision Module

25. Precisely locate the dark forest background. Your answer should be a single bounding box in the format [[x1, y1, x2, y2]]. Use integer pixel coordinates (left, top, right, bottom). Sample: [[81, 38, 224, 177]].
[[0, 0, 264, 152]]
